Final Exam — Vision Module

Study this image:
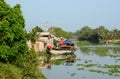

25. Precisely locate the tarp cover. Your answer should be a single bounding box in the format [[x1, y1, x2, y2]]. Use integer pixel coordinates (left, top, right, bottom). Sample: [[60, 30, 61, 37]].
[[64, 40, 72, 44]]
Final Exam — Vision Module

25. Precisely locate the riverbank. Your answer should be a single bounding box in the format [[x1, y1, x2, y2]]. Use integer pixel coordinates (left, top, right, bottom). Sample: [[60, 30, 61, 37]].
[[0, 62, 46, 79], [0, 49, 46, 79]]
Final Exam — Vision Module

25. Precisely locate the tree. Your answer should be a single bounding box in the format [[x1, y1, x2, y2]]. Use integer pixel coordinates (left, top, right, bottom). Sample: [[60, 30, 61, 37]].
[[95, 26, 109, 43], [77, 26, 111, 43], [26, 26, 43, 43], [0, 0, 27, 63], [78, 26, 94, 41], [48, 27, 71, 39], [0, 1, 46, 79], [111, 29, 120, 40]]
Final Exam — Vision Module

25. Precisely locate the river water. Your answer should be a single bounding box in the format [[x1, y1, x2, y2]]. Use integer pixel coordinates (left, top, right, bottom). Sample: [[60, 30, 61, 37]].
[[41, 44, 120, 79]]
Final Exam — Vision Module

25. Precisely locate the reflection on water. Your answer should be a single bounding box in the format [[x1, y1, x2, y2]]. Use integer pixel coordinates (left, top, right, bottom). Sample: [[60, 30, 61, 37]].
[[40, 53, 76, 69], [41, 44, 120, 79]]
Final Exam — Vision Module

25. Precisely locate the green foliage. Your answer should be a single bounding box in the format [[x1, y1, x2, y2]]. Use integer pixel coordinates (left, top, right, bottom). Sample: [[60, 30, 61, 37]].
[[0, 48, 46, 79], [0, 0, 10, 21], [89, 64, 120, 76], [0, 62, 22, 79], [48, 27, 71, 39], [89, 69, 106, 74], [33, 26, 43, 32], [26, 26, 43, 43], [0, 45, 11, 62], [0, 0, 27, 63], [14, 48, 46, 79], [76, 57, 120, 76], [77, 67, 84, 70], [0, 1, 46, 79], [95, 26, 110, 43], [78, 26, 93, 40], [76, 26, 120, 44], [111, 29, 120, 40], [14, 48, 38, 68], [52, 60, 62, 65]]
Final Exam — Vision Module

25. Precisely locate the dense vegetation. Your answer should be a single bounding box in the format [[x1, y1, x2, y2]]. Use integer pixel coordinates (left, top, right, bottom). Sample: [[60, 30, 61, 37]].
[[48, 27, 71, 39], [26, 26, 43, 43], [0, 0, 45, 79], [75, 26, 120, 44]]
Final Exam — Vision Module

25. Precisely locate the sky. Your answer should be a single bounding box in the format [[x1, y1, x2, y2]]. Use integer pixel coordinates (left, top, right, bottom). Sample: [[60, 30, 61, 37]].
[[5, 0, 120, 32]]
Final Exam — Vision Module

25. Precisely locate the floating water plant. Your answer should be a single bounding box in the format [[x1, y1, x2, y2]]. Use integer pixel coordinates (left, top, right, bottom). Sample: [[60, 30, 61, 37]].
[[81, 64, 97, 67], [77, 68, 84, 70], [70, 73, 76, 76]]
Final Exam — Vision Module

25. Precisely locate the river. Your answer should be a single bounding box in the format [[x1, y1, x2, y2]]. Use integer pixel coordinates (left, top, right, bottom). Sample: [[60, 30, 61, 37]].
[[41, 44, 120, 79]]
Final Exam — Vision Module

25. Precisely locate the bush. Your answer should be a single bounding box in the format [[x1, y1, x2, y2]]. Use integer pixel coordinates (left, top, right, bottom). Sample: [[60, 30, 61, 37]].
[[0, 48, 46, 79], [0, 62, 22, 79], [14, 48, 46, 79]]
